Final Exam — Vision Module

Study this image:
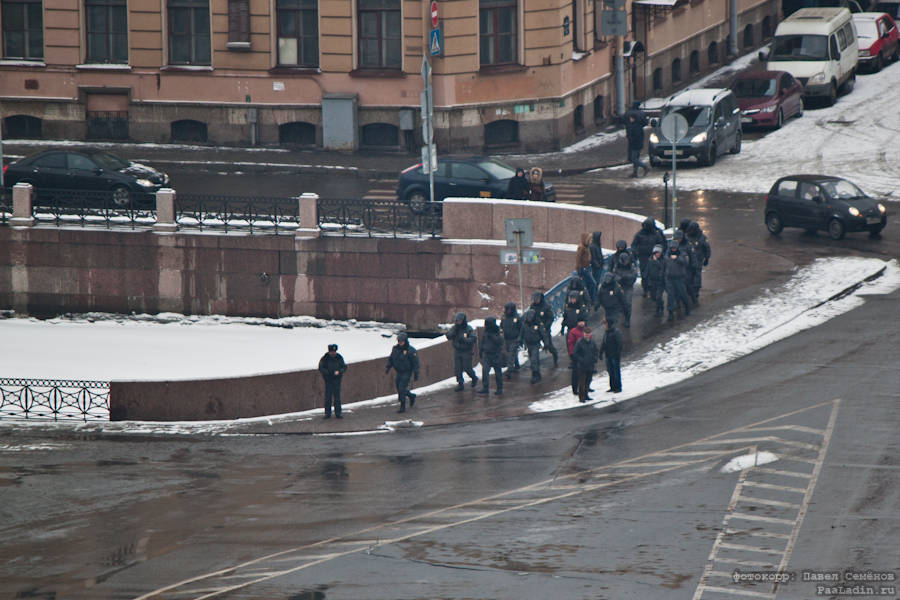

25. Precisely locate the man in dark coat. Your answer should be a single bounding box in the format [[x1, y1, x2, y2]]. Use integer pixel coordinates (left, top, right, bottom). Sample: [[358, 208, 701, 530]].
[[318, 343, 348, 419], [596, 271, 627, 325], [662, 240, 692, 321], [675, 229, 700, 305], [610, 240, 638, 328], [589, 231, 605, 293], [500, 302, 522, 378], [566, 319, 587, 395], [385, 332, 420, 413], [631, 217, 667, 292], [573, 326, 600, 402], [686, 221, 711, 304], [599, 317, 623, 393], [625, 101, 649, 178], [446, 312, 478, 391], [477, 316, 504, 395], [643, 244, 666, 317], [507, 168, 530, 200], [518, 308, 545, 384], [560, 289, 589, 339], [529, 291, 558, 367]]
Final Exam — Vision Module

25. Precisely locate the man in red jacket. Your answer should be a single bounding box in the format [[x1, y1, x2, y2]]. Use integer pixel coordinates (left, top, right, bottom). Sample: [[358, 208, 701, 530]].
[[566, 319, 586, 395]]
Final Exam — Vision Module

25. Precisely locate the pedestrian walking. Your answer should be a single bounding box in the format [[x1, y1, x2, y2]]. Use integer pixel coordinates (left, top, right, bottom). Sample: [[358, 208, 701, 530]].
[[518, 308, 545, 384], [686, 221, 711, 303], [663, 240, 692, 321], [575, 233, 597, 305], [625, 101, 649, 178], [674, 229, 700, 305], [529, 291, 558, 367], [631, 217, 666, 293], [573, 326, 600, 402], [566, 275, 589, 311], [508, 168, 531, 200], [610, 240, 638, 327], [446, 312, 478, 391], [528, 167, 545, 202], [385, 332, 420, 413], [477, 316, 504, 396], [567, 319, 587, 396], [643, 244, 666, 317], [596, 271, 627, 325], [589, 231, 605, 295], [560, 289, 588, 339], [318, 343, 348, 419], [599, 317, 623, 393], [500, 302, 522, 378]]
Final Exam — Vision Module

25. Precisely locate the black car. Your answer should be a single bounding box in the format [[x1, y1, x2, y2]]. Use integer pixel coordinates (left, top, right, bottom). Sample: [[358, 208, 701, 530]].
[[2, 149, 169, 207], [764, 175, 887, 239], [396, 157, 556, 214]]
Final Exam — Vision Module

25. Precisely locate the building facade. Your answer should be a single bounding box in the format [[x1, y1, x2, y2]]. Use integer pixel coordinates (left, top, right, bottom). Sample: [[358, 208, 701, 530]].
[[0, 0, 777, 152]]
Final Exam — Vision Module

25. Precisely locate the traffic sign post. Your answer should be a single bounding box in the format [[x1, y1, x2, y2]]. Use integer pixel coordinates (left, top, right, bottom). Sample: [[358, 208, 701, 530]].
[[421, 55, 435, 205], [504, 218, 536, 308], [660, 112, 688, 229]]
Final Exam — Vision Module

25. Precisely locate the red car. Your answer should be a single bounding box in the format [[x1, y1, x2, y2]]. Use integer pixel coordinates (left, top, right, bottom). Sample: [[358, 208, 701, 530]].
[[731, 70, 804, 130], [853, 12, 900, 72]]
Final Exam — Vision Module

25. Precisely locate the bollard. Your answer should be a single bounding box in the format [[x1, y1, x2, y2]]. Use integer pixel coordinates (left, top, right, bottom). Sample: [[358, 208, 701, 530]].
[[10, 182, 35, 227], [153, 188, 178, 233], [295, 192, 321, 239]]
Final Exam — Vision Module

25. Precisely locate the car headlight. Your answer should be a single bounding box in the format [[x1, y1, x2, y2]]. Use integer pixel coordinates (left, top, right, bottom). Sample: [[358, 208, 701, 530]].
[[848, 206, 860, 217], [649, 132, 659, 144], [810, 72, 826, 83], [691, 132, 707, 144], [762, 105, 777, 113], [878, 203, 886, 213], [135, 178, 155, 188], [859, 49, 870, 57]]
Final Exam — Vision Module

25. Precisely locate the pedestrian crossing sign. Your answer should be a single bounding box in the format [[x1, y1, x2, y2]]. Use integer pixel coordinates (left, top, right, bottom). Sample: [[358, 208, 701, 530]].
[[430, 28, 442, 56]]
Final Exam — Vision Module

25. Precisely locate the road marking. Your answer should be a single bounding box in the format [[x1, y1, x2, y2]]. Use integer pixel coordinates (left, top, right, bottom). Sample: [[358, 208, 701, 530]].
[[717, 542, 785, 556], [136, 400, 840, 600], [753, 467, 812, 479], [741, 480, 807, 494], [735, 495, 802, 509], [726, 512, 796, 525], [701, 585, 775, 598], [724, 528, 791, 540]]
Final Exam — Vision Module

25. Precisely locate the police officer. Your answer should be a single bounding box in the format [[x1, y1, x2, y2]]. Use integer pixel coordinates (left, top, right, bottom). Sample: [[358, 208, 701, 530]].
[[686, 221, 711, 304], [631, 217, 666, 294], [599, 317, 623, 393], [597, 271, 627, 325], [610, 240, 638, 328], [560, 289, 589, 339], [318, 343, 348, 419], [519, 308, 545, 384], [477, 316, 504, 396], [529, 291, 558, 367], [446, 312, 478, 391], [643, 244, 666, 317], [500, 302, 522, 379], [663, 240, 691, 321], [385, 332, 420, 413]]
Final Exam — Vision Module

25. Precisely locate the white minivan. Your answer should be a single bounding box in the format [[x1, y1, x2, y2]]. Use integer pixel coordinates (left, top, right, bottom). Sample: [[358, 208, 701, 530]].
[[762, 7, 858, 106]]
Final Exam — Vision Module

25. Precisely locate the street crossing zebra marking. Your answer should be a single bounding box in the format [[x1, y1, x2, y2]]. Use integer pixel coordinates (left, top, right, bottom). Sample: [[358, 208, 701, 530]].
[[136, 400, 840, 600]]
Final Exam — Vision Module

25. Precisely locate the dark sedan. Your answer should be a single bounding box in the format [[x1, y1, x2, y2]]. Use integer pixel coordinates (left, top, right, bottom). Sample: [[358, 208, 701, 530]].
[[764, 175, 887, 240], [397, 157, 556, 214], [2, 149, 169, 207]]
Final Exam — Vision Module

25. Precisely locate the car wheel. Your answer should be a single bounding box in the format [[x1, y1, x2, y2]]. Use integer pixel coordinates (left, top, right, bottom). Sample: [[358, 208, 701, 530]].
[[827, 218, 845, 240], [827, 83, 837, 107], [765, 212, 783, 235], [796, 98, 804, 118], [874, 54, 883, 73], [406, 189, 428, 214], [775, 108, 784, 130], [840, 72, 855, 94], [705, 144, 717, 166], [868, 224, 884, 237], [111, 185, 131, 208], [730, 131, 742, 154]]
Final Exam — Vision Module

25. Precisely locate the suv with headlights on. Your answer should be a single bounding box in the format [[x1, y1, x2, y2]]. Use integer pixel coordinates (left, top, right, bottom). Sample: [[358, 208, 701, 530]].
[[648, 88, 743, 167]]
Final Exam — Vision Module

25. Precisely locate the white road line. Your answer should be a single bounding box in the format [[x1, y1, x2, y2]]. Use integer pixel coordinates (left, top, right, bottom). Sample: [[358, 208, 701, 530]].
[[778, 455, 819, 465], [726, 512, 797, 525], [724, 529, 791, 540], [713, 557, 776, 568], [717, 542, 784, 555], [735, 495, 802, 509], [743, 425, 826, 436], [741, 481, 807, 494], [753, 468, 813, 479], [701, 585, 776, 598]]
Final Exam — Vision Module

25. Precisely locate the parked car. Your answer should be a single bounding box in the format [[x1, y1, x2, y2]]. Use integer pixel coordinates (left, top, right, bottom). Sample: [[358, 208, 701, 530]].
[[648, 88, 743, 167], [732, 70, 805, 129], [764, 174, 887, 239], [397, 157, 556, 213], [852, 12, 900, 71], [2, 149, 169, 207]]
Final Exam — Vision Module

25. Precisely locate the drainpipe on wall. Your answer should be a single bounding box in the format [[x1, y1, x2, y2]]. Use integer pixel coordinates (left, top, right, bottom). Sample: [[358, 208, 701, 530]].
[[728, 0, 739, 57], [615, 35, 625, 117]]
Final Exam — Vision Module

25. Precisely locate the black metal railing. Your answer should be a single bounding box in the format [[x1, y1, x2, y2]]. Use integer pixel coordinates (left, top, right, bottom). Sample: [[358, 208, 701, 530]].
[[0, 378, 110, 421], [175, 194, 301, 234], [317, 198, 441, 238], [32, 188, 156, 229], [0, 188, 10, 225]]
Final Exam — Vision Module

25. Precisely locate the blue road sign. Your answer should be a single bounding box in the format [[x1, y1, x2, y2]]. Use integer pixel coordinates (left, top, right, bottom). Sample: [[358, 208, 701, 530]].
[[430, 28, 442, 56]]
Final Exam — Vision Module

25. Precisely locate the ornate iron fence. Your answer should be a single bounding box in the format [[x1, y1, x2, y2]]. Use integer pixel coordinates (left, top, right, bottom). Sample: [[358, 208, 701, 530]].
[[32, 188, 156, 229], [317, 198, 441, 238], [175, 194, 300, 234], [0, 378, 110, 421]]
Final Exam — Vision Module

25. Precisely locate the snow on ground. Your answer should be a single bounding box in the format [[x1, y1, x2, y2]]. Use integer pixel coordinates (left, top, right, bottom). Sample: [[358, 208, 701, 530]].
[[529, 257, 900, 413], [621, 61, 900, 199]]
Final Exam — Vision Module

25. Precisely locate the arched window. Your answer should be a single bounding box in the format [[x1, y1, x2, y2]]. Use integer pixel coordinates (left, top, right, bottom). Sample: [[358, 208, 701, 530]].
[[708, 41, 719, 65], [689, 50, 700, 76], [762, 16, 772, 40], [279, 121, 316, 145], [743, 24, 754, 49], [171, 119, 208, 142], [484, 119, 518, 145], [652, 67, 663, 91], [361, 122, 399, 146], [593, 95, 604, 123], [671, 57, 682, 83], [574, 105, 584, 131], [4, 115, 42, 138]]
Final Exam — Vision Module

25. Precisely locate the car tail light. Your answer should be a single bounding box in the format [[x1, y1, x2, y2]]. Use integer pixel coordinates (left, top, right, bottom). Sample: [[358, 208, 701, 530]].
[[2, 164, 6, 175], [401, 163, 422, 174]]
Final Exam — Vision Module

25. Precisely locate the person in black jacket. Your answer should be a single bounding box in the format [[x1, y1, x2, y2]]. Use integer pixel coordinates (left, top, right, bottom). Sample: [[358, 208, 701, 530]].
[[589, 231, 605, 294], [610, 240, 638, 328], [643, 244, 666, 317], [318, 343, 348, 419], [686, 221, 711, 304], [500, 302, 522, 378], [663, 241, 691, 321], [507, 168, 530, 200], [518, 308, 545, 384], [560, 289, 588, 339], [477, 316, 504, 395], [573, 327, 600, 402], [529, 291, 558, 367], [446, 312, 478, 391], [596, 272, 627, 325], [631, 217, 666, 293], [385, 332, 420, 413], [599, 317, 623, 393], [625, 101, 649, 178]]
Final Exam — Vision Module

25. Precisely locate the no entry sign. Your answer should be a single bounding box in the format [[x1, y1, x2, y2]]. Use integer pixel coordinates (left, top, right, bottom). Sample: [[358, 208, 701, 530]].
[[431, 1, 439, 27]]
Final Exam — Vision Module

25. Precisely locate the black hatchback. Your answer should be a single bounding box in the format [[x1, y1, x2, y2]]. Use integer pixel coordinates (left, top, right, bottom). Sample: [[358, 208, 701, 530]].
[[764, 175, 887, 240], [2, 149, 169, 207], [396, 157, 556, 214]]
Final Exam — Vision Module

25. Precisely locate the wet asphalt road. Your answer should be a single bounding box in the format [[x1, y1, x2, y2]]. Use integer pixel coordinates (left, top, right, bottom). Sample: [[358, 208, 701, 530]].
[[2, 167, 899, 599]]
